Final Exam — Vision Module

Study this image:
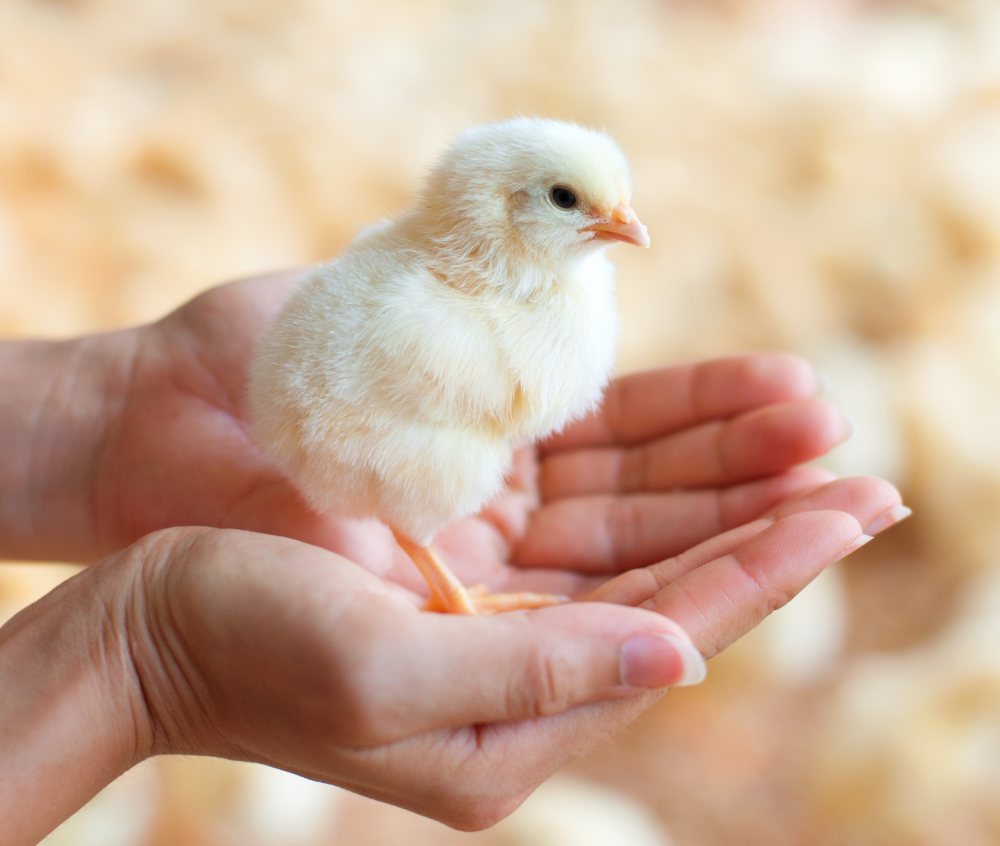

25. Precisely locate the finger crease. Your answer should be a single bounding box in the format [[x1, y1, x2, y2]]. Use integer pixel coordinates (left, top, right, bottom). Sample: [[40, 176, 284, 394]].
[[606, 379, 627, 443], [618, 446, 649, 493], [648, 557, 680, 591], [713, 422, 734, 480], [711, 488, 728, 534], [608, 499, 641, 572], [685, 366, 701, 422], [732, 549, 774, 611]]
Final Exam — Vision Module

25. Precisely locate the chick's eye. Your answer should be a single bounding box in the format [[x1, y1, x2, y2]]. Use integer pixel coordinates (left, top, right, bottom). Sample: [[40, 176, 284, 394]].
[[550, 186, 577, 210]]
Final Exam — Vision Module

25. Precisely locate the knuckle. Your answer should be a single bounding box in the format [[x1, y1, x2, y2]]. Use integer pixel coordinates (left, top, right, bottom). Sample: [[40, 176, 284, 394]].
[[518, 649, 576, 718]]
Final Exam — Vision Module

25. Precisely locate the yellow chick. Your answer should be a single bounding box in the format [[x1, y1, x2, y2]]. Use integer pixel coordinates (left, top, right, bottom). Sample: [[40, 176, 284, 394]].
[[249, 118, 649, 614]]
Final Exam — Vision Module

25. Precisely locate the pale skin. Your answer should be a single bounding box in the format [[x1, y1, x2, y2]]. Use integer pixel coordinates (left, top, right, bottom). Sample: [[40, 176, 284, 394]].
[[0, 272, 906, 844]]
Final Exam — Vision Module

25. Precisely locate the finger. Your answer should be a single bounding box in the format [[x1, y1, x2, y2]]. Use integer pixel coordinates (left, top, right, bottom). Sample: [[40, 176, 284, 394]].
[[541, 398, 848, 500], [639, 511, 864, 658], [350, 603, 707, 745], [515, 466, 834, 573], [541, 353, 821, 455], [768, 474, 904, 527], [662, 474, 902, 581], [588, 475, 902, 607]]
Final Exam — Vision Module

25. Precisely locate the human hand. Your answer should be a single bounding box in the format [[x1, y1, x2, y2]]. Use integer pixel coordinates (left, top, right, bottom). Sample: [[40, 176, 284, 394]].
[[1, 473, 903, 844]]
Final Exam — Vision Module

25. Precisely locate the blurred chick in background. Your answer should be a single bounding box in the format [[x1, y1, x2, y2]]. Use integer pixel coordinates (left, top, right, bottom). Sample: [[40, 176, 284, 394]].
[[250, 118, 649, 614]]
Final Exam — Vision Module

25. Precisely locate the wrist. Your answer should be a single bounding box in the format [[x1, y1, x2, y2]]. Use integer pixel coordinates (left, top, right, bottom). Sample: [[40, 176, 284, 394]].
[[0, 330, 137, 562], [0, 548, 153, 845]]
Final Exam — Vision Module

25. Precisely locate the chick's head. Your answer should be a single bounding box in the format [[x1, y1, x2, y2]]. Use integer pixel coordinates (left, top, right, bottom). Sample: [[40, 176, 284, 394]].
[[417, 118, 648, 280]]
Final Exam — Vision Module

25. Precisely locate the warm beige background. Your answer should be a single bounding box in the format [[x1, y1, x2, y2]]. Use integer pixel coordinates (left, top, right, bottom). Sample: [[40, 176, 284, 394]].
[[3, 0, 1000, 843]]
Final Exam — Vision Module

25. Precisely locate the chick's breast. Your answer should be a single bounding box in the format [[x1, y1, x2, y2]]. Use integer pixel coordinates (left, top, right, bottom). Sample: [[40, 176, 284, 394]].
[[487, 252, 619, 441]]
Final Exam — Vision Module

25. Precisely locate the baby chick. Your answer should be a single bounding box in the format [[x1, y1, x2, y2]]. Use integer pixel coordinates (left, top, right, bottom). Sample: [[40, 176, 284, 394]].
[[249, 118, 649, 614]]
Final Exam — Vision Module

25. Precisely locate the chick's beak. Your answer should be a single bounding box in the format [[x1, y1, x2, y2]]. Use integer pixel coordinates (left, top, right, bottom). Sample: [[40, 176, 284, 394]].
[[583, 202, 650, 248]]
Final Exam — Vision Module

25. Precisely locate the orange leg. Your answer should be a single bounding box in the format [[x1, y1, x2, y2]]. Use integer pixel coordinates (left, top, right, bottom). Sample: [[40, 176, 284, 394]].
[[469, 590, 569, 614], [392, 531, 569, 615]]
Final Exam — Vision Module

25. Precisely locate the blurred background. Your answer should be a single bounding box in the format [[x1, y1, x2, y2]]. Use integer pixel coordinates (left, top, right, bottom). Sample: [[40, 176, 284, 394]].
[[3, 0, 1000, 843]]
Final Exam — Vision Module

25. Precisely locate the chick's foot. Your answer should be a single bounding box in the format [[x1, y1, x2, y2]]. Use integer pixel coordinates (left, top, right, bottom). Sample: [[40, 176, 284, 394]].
[[392, 531, 569, 615]]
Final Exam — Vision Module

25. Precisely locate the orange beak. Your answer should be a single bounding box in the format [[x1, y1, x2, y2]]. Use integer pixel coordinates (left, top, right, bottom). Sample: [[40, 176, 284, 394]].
[[582, 202, 650, 248]]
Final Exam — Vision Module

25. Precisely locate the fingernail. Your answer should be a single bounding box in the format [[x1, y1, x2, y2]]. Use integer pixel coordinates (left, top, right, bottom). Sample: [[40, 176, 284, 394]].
[[835, 534, 873, 561], [620, 633, 707, 689], [839, 411, 856, 441], [813, 367, 830, 397], [864, 505, 912, 536]]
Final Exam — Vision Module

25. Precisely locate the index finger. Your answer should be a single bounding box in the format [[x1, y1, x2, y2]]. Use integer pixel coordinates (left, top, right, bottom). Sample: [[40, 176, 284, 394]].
[[541, 353, 821, 454]]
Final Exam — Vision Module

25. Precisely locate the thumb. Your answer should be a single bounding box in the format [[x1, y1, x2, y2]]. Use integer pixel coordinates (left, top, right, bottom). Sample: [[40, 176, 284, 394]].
[[363, 603, 706, 742]]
